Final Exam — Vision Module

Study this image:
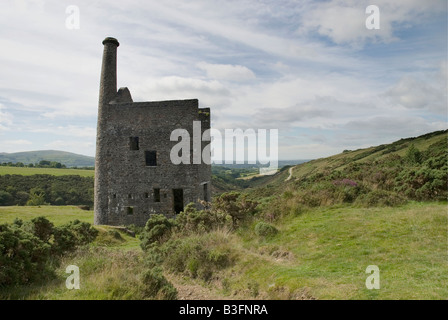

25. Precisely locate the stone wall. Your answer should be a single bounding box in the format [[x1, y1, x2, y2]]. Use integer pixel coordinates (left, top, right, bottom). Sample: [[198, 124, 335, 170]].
[[96, 98, 211, 226]]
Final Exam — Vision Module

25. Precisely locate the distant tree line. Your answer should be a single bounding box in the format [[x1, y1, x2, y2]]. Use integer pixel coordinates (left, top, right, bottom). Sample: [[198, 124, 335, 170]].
[[0, 174, 94, 206], [0, 160, 94, 170]]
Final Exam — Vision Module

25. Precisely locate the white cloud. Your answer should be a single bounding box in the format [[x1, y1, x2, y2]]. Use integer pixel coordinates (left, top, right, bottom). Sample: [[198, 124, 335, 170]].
[[30, 125, 96, 139], [45, 140, 95, 156], [131, 76, 232, 108], [0, 104, 14, 131], [0, 139, 33, 153], [343, 116, 447, 139], [298, 0, 446, 46], [2, 139, 32, 146], [383, 62, 447, 114], [197, 62, 256, 81]]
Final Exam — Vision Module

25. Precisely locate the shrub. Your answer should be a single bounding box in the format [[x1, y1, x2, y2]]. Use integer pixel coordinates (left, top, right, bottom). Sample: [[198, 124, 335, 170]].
[[332, 179, 358, 187], [214, 192, 258, 227], [0, 223, 52, 287], [64, 219, 98, 245], [140, 214, 175, 251], [1, 217, 99, 289], [27, 216, 54, 243], [176, 202, 230, 234], [52, 220, 98, 255], [254, 221, 278, 238], [141, 267, 177, 300], [52, 225, 78, 254], [160, 235, 233, 281]]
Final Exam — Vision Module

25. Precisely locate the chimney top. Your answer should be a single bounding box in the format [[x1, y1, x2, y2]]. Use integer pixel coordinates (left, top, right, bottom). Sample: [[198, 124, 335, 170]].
[[102, 37, 119, 46]]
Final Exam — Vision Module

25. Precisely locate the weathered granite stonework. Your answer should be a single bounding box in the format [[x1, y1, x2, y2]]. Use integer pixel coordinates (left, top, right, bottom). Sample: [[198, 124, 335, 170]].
[[94, 37, 211, 226]]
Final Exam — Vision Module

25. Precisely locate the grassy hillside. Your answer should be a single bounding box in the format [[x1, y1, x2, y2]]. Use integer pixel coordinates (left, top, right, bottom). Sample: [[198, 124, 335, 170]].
[[232, 202, 447, 299], [0, 150, 94, 167], [288, 129, 447, 181], [241, 130, 447, 205], [2, 201, 445, 300]]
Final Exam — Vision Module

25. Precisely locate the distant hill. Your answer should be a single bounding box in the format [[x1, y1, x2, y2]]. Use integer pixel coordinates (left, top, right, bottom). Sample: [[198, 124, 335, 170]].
[[0, 150, 95, 167]]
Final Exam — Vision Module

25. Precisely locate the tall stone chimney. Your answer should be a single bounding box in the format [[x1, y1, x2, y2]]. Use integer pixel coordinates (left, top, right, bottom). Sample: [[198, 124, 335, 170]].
[[98, 37, 119, 105], [94, 37, 119, 225]]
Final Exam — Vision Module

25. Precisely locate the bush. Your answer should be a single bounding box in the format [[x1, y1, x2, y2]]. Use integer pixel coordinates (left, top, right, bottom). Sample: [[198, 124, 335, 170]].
[[0, 217, 98, 288], [0, 223, 52, 287], [141, 267, 177, 300], [254, 221, 278, 238], [64, 219, 98, 245], [52, 225, 78, 254], [214, 192, 258, 227], [140, 214, 175, 251], [176, 202, 230, 234], [27, 216, 54, 243], [160, 235, 233, 281]]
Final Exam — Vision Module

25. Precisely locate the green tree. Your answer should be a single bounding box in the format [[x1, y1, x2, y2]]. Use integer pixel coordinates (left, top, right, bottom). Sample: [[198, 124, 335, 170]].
[[26, 189, 47, 206], [0, 191, 13, 206]]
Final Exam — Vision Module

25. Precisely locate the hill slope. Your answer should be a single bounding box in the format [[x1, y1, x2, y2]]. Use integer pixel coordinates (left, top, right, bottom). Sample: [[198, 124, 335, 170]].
[[246, 129, 447, 186], [241, 129, 447, 209], [0, 150, 95, 167], [288, 129, 448, 181]]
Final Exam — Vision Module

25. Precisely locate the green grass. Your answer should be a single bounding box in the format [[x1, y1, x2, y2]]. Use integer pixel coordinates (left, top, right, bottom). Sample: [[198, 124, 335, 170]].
[[1, 202, 446, 299], [232, 201, 448, 299], [1, 247, 146, 300], [0, 205, 94, 225], [0, 166, 94, 177]]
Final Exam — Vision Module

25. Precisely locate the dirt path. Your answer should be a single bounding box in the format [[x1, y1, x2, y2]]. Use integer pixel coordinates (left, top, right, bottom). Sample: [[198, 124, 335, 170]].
[[167, 274, 234, 300], [285, 166, 294, 181]]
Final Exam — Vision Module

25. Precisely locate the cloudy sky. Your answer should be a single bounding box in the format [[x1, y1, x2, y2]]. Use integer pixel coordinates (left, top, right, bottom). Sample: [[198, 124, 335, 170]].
[[0, 0, 446, 160]]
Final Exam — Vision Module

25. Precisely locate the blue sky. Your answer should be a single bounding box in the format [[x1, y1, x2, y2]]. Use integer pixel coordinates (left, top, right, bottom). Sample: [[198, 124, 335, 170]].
[[0, 0, 446, 160]]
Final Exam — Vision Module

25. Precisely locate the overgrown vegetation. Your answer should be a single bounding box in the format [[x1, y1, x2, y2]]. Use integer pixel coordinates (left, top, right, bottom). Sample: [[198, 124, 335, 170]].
[[139, 193, 258, 283], [0, 217, 97, 288], [254, 135, 447, 222], [0, 174, 94, 206]]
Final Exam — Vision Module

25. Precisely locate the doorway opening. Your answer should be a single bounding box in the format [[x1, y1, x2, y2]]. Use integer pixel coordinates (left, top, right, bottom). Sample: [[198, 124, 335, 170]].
[[172, 189, 183, 214]]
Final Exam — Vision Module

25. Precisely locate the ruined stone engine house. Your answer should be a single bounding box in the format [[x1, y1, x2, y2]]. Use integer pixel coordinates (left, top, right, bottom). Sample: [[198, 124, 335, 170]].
[[94, 37, 211, 226]]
